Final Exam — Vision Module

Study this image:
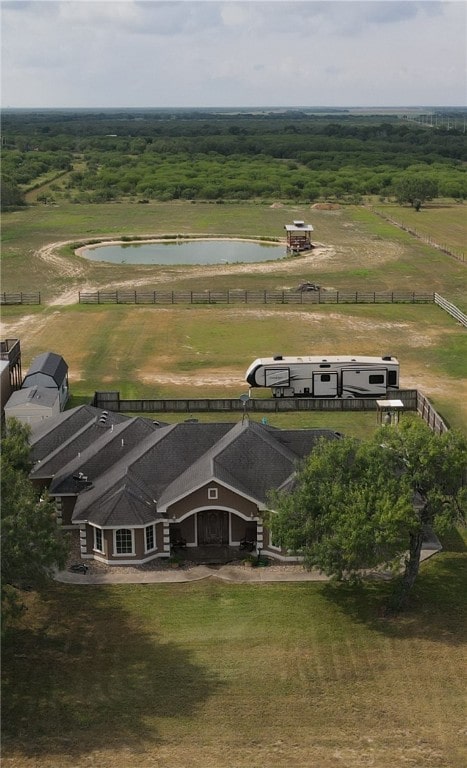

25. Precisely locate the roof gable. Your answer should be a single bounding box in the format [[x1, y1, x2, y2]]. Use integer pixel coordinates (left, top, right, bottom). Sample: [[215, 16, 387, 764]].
[[75, 473, 158, 527], [37, 417, 341, 528], [23, 352, 68, 387]]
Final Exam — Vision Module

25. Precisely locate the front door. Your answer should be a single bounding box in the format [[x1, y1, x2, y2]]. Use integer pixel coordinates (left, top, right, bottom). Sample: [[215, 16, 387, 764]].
[[197, 510, 229, 546]]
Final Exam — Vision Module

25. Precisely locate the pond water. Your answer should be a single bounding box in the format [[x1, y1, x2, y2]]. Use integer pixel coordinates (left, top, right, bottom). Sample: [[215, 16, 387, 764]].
[[80, 239, 285, 265]]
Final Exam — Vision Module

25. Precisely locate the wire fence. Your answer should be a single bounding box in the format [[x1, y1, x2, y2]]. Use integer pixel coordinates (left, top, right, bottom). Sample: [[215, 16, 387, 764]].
[[368, 206, 465, 263]]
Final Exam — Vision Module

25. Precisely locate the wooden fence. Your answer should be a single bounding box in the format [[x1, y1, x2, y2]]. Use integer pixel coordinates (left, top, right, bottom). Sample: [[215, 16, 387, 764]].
[[417, 391, 449, 435], [94, 389, 419, 415], [93, 389, 450, 434], [80, 289, 435, 306], [0, 292, 41, 305]]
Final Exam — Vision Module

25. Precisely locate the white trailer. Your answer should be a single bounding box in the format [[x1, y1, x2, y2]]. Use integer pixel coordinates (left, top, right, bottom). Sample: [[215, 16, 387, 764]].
[[245, 355, 400, 398]]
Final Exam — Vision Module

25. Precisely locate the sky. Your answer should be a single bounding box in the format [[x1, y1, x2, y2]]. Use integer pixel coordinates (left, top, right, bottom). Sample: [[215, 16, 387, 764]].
[[1, 0, 466, 108]]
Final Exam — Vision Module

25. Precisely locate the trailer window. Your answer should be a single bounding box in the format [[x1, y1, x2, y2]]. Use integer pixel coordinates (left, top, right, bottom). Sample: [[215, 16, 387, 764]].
[[369, 374, 385, 384], [319, 364, 331, 368], [388, 370, 397, 386], [320, 374, 331, 382]]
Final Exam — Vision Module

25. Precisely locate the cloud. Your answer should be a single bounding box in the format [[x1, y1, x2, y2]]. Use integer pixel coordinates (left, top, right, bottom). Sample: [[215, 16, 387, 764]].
[[1, 0, 465, 107]]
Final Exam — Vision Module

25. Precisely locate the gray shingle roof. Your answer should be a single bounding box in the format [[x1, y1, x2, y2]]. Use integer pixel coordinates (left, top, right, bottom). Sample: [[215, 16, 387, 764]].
[[23, 352, 68, 388], [45, 417, 161, 491], [30, 405, 129, 464], [36, 415, 340, 528], [77, 472, 159, 527]]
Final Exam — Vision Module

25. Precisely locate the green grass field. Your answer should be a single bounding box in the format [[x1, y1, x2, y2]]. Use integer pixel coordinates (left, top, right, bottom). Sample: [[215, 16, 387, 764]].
[[2, 538, 466, 768], [1, 201, 466, 301], [1, 200, 467, 767], [1, 200, 466, 431]]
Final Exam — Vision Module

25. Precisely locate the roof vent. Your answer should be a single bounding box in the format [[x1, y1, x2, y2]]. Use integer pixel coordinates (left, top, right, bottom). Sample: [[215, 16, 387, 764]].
[[73, 472, 89, 482], [98, 410, 109, 425], [273, 355, 283, 361]]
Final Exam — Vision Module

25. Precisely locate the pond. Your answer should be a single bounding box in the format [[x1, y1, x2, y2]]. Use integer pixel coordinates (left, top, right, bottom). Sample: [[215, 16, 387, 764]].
[[80, 239, 285, 265]]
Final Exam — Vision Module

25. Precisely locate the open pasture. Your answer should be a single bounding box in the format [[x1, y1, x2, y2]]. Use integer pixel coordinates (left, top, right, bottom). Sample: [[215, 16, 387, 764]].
[[373, 201, 467, 256], [1, 299, 466, 431], [1, 201, 466, 303], [2, 542, 466, 768], [1, 200, 466, 431]]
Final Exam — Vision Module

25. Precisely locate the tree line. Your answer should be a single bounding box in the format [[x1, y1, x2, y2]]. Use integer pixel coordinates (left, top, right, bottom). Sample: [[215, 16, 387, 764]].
[[2, 110, 466, 208]]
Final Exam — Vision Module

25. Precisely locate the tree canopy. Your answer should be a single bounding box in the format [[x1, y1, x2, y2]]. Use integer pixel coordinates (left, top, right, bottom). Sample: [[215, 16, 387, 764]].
[[393, 174, 439, 208], [1, 419, 69, 628], [271, 419, 467, 609]]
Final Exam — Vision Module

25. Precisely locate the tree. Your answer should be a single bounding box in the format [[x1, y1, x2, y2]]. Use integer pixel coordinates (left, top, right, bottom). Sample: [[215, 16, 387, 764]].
[[271, 419, 467, 610], [393, 174, 438, 208], [1, 420, 69, 628], [0, 179, 25, 211]]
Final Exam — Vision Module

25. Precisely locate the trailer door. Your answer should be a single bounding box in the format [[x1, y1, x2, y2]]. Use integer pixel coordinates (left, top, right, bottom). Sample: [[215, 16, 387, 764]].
[[312, 371, 338, 397]]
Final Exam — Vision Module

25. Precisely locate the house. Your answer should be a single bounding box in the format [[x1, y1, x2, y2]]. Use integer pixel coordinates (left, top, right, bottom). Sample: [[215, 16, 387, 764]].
[[29, 405, 341, 566], [284, 220, 314, 252], [1, 360, 12, 418], [1, 338, 22, 419], [4, 385, 61, 427], [22, 352, 69, 410]]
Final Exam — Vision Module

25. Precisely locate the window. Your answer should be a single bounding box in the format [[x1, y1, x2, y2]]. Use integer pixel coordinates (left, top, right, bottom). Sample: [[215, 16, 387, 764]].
[[388, 370, 397, 386], [208, 487, 218, 500], [94, 527, 104, 553], [145, 525, 156, 552], [115, 528, 133, 555], [369, 374, 385, 384], [321, 374, 331, 382]]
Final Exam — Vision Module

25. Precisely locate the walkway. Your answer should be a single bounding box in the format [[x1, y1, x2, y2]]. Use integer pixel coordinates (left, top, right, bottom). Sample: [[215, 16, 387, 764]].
[[55, 546, 440, 586]]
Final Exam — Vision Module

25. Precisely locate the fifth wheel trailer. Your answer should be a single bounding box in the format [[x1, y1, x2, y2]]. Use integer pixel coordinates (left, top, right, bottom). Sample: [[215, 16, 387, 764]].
[[245, 356, 399, 398]]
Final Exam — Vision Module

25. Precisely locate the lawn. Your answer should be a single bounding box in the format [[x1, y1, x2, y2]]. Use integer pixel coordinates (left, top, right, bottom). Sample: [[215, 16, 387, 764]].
[[2, 541, 466, 768], [2, 300, 466, 431]]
